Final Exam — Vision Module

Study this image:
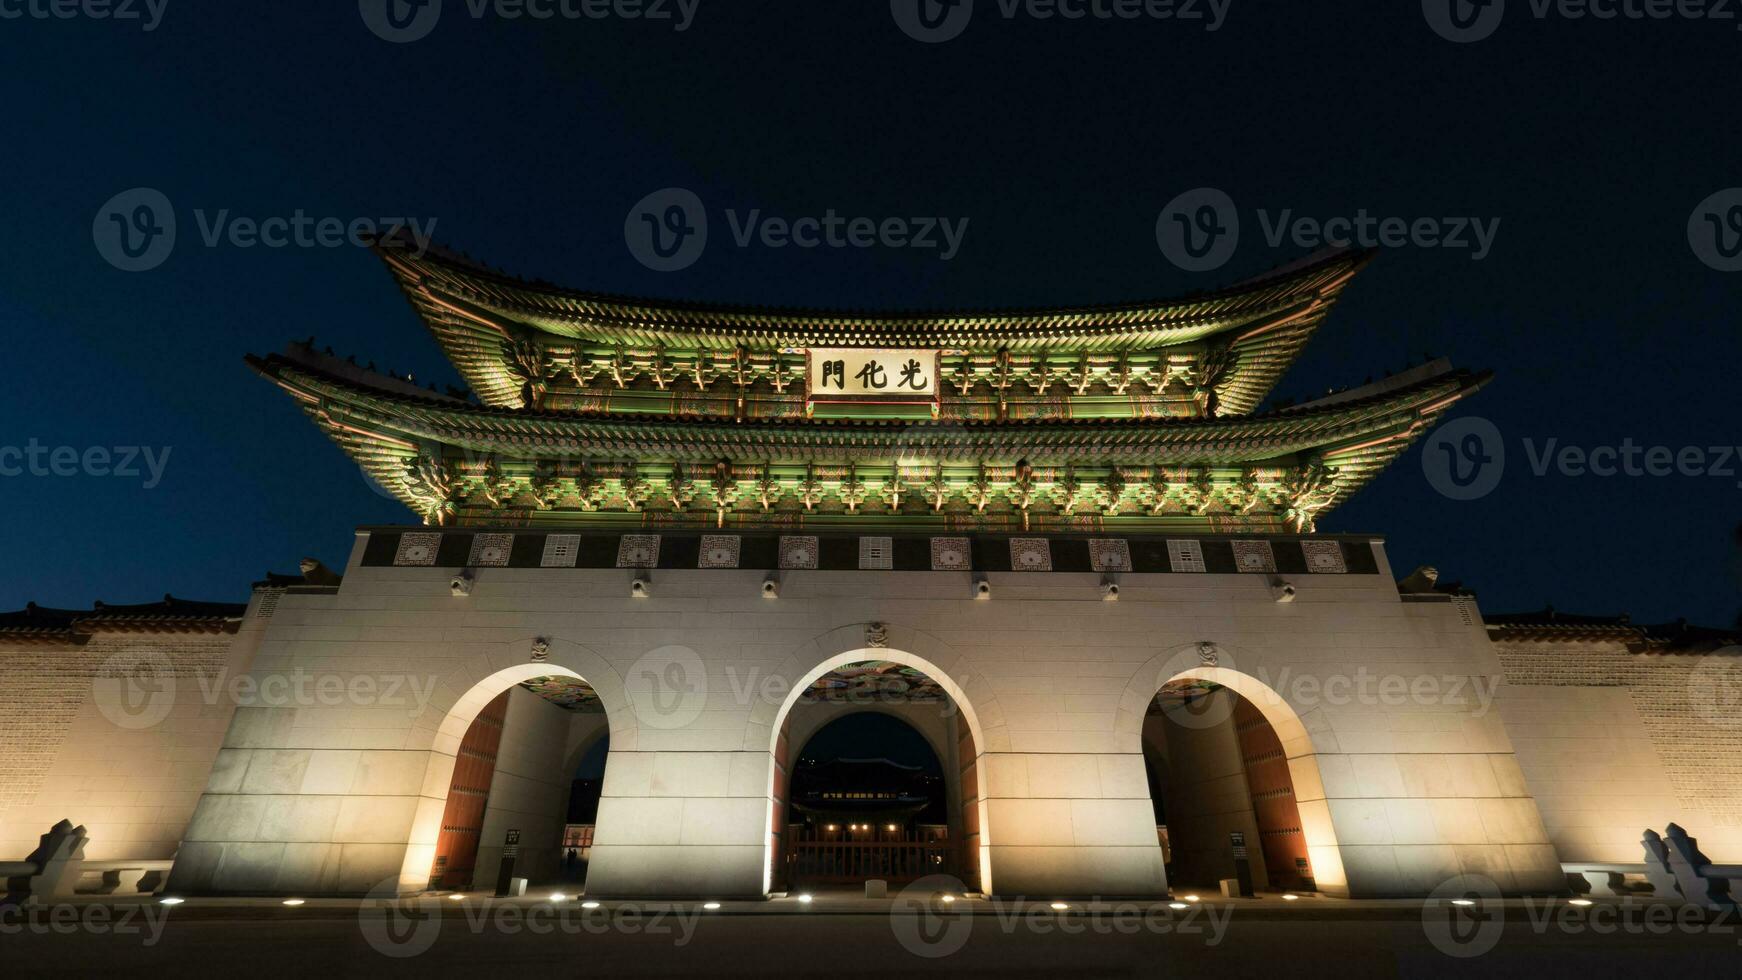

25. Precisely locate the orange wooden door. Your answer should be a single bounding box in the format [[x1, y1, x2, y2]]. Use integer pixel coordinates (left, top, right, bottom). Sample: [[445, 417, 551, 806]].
[[1233, 696, 1313, 891], [430, 689, 510, 889]]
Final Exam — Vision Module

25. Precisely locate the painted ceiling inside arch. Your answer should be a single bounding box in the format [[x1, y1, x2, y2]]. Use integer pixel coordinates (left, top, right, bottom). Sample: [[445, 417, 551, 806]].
[[519, 674, 604, 712], [248, 242, 1489, 533], [800, 661, 949, 703], [1149, 678, 1226, 714]]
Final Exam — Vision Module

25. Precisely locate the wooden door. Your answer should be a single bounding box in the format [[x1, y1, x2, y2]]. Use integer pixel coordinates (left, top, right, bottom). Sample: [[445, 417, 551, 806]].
[[430, 689, 510, 889]]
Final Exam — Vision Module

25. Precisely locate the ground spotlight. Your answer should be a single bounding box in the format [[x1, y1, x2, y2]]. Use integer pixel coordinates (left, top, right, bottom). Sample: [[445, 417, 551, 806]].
[[1168, 901, 1188, 910], [1050, 901, 1069, 910], [1281, 893, 1299, 901], [796, 894, 813, 904], [703, 901, 721, 910], [581, 900, 601, 909], [281, 898, 305, 907], [158, 897, 184, 905], [1568, 898, 1593, 906]]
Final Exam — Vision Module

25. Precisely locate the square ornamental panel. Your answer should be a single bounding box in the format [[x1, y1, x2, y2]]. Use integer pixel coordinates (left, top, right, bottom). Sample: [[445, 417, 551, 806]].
[[699, 534, 742, 569], [467, 533, 514, 567], [1088, 538, 1132, 572], [1009, 538, 1053, 572], [616, 534, 661, 568], [930, 537, 971, 571], [1231, 540, 1276, 573], [541, 534, 582, 568], [859, 536, 894, 570], [394, 532, 442, 566], [1166, 539, 1206, 573], [1301, 540, 1348, 573], [779, 535, 820, 570]]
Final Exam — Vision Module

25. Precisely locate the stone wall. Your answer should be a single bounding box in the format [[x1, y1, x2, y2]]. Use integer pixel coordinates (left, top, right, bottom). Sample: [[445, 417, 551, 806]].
[[1492, 636, 1742, 863], [0, 609, 259, 862]]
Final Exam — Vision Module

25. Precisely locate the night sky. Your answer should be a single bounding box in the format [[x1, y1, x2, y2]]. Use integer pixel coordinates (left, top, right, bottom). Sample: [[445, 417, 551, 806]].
[[2, 3, 1737, 625]]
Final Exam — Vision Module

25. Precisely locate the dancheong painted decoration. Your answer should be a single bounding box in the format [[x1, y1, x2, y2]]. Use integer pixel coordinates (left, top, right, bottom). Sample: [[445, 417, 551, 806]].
[[249, 243, 1487, 533]]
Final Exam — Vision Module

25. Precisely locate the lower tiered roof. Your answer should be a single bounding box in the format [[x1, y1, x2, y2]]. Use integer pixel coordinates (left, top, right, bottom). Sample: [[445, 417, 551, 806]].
[[249, 342, 1487, 533]]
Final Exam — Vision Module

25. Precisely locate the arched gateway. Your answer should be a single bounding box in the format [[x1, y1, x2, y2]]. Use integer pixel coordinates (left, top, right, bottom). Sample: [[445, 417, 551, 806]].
[[164, 243, 1567, 900]]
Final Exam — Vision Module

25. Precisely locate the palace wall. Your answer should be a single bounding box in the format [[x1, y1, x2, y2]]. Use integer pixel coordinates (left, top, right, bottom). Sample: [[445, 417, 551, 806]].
[[164, 528, 1562, 899], [0, 611, 261, 863], [1491, 638, 1742, 864]]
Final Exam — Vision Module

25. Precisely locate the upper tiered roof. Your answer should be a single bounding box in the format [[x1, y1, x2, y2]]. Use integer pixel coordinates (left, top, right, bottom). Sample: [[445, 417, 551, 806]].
[[375, 243, 1372, 416]]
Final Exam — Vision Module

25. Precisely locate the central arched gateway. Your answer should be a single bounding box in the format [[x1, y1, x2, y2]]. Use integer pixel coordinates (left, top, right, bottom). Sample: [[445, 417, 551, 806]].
[[755, 630, 996, 896]]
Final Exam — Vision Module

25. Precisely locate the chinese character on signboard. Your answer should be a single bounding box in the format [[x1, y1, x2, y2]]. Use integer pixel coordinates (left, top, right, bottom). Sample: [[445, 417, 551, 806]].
[[808, 348, 938, 402]]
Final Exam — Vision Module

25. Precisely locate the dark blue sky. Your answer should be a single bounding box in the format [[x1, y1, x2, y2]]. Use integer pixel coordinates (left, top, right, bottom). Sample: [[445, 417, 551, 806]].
[[1, 3, 1737, 624]]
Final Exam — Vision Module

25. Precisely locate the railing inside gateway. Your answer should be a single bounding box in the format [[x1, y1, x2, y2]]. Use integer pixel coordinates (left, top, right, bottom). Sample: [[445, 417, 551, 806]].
[[786, 837, 953, 883]]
